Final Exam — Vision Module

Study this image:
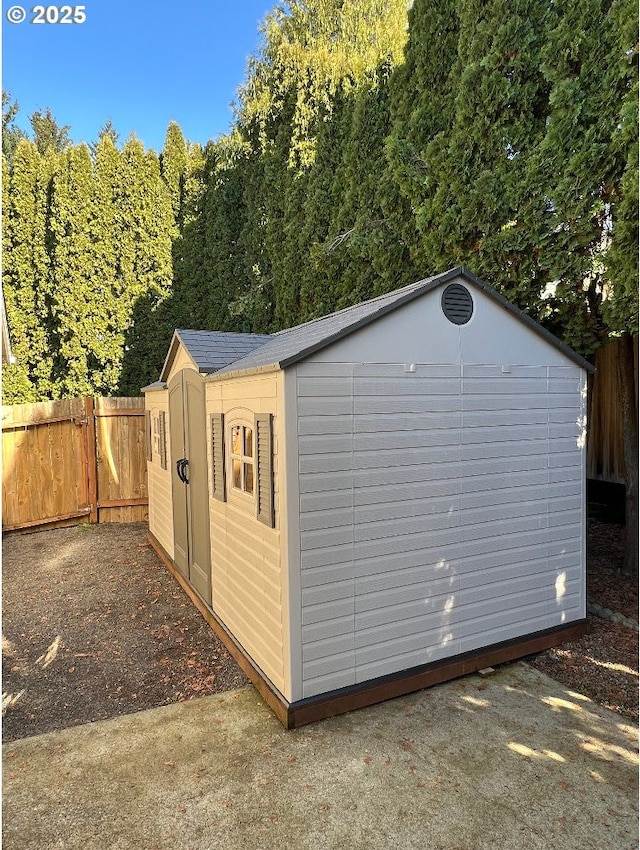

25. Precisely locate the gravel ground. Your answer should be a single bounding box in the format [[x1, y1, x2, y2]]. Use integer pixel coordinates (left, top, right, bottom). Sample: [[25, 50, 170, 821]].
[[2, 519, 638, 742]]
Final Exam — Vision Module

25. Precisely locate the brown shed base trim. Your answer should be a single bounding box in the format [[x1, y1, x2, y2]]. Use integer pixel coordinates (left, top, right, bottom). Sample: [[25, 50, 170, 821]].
[[148, 532, 589, 729]]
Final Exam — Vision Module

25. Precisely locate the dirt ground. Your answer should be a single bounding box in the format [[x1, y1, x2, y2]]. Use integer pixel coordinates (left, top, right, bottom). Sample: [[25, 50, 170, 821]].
[[2, 524, 248, 742], [2, 520, 638, 742]]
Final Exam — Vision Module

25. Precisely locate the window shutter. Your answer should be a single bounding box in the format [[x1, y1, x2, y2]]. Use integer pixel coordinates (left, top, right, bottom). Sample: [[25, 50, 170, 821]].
[[158, 411, 167, 470], [255, 413, 274, 528], [145, 411, 152, 461], [211, 413, 226, 501]]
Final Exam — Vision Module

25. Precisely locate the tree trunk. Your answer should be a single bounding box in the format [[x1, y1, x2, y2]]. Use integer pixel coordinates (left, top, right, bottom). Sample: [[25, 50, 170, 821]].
[[618, 332, 638, 578]]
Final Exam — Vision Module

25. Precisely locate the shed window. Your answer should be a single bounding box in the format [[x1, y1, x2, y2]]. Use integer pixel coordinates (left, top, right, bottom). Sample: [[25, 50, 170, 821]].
[[230, 424, 254, 495]]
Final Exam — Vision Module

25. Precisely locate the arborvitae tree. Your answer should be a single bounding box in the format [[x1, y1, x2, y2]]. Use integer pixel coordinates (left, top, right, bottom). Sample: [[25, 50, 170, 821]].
[[116, 139, 174, 394], [89, 134, 125, 390], [331, 66, 405, 304], [297, 90, 352, 316], [89, 119, 119, 158], [407, 0, 551, 313], [2, 92, 28, 166], [47, 144, 100, 396], [160, 121, 189, 227], [2, 140, 57, 401], [29, 107, 71, 154], [382, 0, 460, 280]]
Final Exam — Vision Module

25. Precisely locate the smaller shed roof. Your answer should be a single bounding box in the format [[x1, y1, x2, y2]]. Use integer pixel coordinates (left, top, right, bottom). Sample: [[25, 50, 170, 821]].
[[160, 329, 272, 382]]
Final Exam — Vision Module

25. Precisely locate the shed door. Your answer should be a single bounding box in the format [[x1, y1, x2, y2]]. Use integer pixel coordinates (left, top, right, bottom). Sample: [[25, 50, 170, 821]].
[[169, 369, 212, 606]]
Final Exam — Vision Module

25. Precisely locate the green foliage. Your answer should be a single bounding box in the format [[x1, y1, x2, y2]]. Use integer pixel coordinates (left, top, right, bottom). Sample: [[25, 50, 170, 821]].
[[3, 0, 637, 403], [2, 92, 28, 165], [29, 107, 71, 154]]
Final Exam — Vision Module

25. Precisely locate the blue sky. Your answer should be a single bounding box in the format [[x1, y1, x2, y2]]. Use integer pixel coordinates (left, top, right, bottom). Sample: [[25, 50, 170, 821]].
[[2, 0, 274, 150]]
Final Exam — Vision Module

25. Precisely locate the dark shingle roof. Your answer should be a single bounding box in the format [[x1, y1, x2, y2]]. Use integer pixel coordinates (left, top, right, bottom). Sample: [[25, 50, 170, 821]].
[[212, 266, 592, 377], [160, 329, 272, 381], [157, 268, 593, 385]]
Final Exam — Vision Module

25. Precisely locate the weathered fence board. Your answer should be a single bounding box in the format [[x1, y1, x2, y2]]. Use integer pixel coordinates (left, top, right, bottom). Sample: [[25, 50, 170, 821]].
[[587, 336, 639, 485], [2, 397, 148, 532]]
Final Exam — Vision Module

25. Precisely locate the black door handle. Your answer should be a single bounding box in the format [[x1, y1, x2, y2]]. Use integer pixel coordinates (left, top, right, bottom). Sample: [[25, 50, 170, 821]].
[[176, 458, 187, 483], [182, 459, 189, 484]]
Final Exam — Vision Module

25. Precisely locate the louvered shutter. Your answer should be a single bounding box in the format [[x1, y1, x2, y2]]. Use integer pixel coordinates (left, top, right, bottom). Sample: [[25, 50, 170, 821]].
[[255, 413, 274, 527], [145, 411, 152, 461], [211, 413, 226, 501], [158, 411, 167, 470]]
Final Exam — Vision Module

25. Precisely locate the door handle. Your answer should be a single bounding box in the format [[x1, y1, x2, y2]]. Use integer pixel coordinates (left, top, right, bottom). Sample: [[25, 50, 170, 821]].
[[181, 459, 189, 484], [176, 458, 187, 483]]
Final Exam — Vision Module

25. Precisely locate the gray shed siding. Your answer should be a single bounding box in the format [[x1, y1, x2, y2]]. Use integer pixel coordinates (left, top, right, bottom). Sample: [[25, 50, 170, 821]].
[[296, 282, 586, 699]]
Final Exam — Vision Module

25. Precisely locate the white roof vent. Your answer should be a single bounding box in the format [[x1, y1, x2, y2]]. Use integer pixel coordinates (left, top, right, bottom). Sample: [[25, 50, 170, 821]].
[[441, 283, 473, 325]]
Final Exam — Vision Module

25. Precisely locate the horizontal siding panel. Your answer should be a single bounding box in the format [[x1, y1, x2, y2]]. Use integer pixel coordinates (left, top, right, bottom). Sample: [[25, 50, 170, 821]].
[[355, 625, 456, 665], [549, 422, 583, 439], [302, 615, 354, 644], [300, 489, 353, 513], [548, 407, 582, 424], [548, 366, 581, 378], [462, 393, 577, 411], [461, 440, 550, 461], [302, 597, 355, 625], [354, 396, 460, 414], [460, 479, 580, 509], [355, 593, 455, 631], [355, 478, 461, 507], [299, 470, 352, 494], [462, 378, 548, 394], [302, 651, 355, 681], [463, 409, 548, 427], [298, 414, 353, 436], [301, 561, 355, 588], [355, 608, 454, 647], [460, 551, 581, 589], [298, 397, 352, 416], [302, 543, 354, 570], [462, 365, 548, 378], [353, 363, 461, 379], [297, 377, 353, 397], [355, 494, 457, 526], [300, 444, 460, 474], [300, 507, 354, 533], [354, 428, 462, 452], [548, 378, 581, 394], [354, 511, 456, 544], [302, 668, 356, 698], [354, 454, 545, 489], [356, 642, 455, 682], [302, 632, 355, 662], [461, 424, 547, 443], [298, 433, 353, 455], [302, 578, 354, 607], [352, 525, 550, 573], [354, 377, 461, 396], [355, 577, 455, 614], [296, 362, 354, 378], [460, 600, 550, 643], [457, 584, 551, 620], [356, 567, 455, 598], [353, 412, 462, 433], [460, 468, 549, 494], [301, 525, 353, 551], [459, 612, 549, 655]]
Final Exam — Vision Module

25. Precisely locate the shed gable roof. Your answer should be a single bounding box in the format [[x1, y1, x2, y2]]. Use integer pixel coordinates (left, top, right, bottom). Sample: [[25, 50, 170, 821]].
[[211, 267, 593, 379], [159, 329, 272, 382]]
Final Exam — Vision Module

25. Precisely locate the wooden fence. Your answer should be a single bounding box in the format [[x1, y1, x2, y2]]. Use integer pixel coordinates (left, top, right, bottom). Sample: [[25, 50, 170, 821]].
[[2, 397, 147, 532], [587, 336, 638, 486]]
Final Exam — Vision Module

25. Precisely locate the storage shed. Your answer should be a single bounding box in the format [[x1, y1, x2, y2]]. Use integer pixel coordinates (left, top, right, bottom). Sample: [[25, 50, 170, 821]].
[[144, 267, 592, 727]]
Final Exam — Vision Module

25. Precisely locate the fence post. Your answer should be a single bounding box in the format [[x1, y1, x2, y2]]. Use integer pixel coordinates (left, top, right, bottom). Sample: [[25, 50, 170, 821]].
[[84, 396, 98, 523]]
